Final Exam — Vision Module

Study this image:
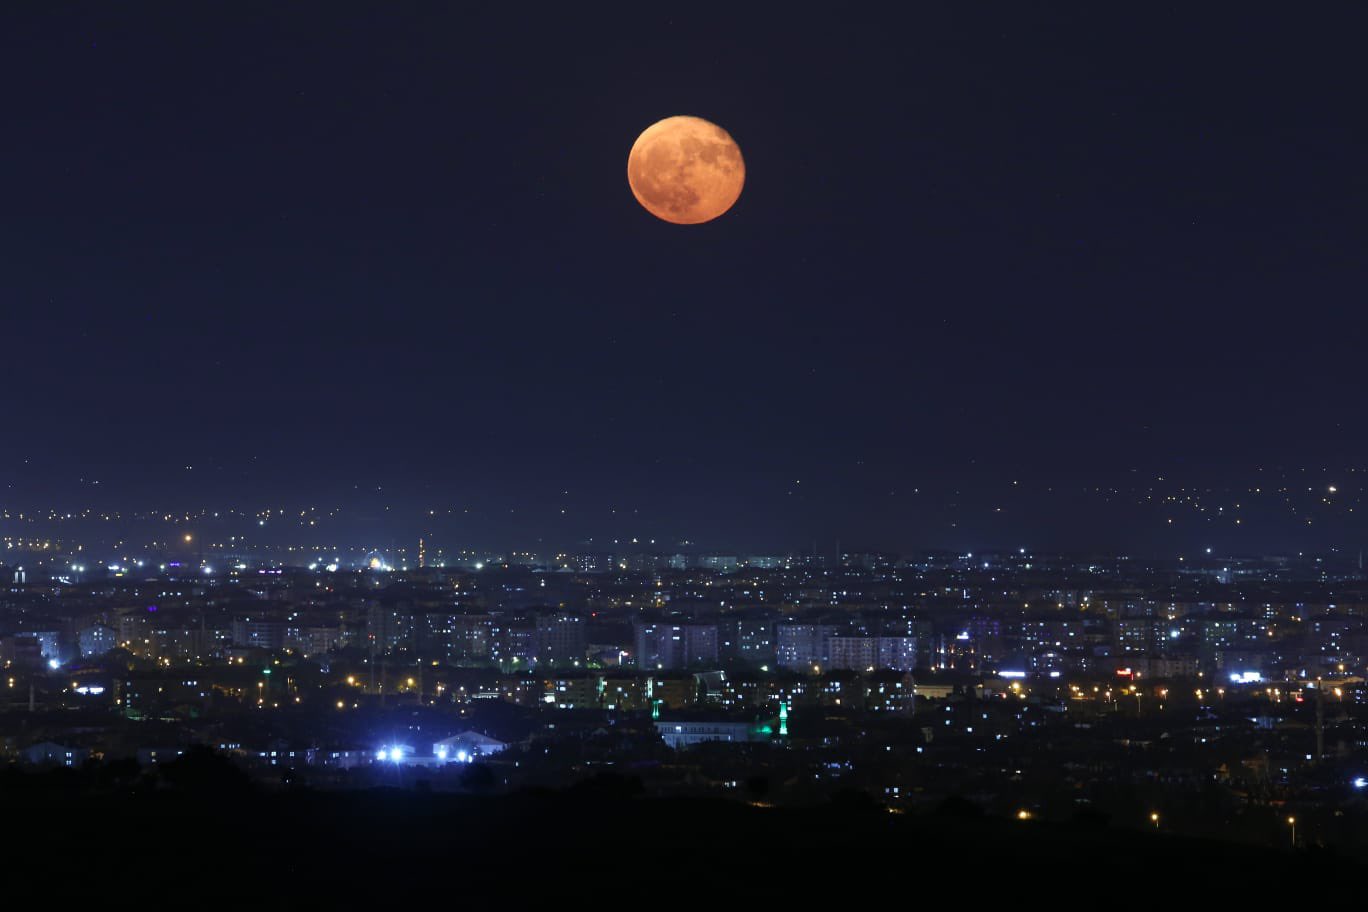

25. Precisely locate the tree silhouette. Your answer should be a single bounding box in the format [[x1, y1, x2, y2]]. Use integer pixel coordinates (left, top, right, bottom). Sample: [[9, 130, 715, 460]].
[[157, 746, 252, 794]]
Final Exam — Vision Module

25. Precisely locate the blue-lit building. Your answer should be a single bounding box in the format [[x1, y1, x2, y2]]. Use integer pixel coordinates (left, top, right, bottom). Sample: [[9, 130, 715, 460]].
[[21, 742, 90, 767], [79, 623, 118, 658], [432, 731, 507, 762], [654, 718, 766, 749]]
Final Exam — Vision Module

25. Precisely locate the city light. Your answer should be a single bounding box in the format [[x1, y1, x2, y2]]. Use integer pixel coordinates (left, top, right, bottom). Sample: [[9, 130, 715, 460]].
[[4, 524, 1365, 857]]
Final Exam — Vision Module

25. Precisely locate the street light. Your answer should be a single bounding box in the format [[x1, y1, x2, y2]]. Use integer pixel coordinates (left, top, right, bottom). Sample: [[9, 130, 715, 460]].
[[1287, 816, 1296, 846], [1150, 812, 1160, 829]]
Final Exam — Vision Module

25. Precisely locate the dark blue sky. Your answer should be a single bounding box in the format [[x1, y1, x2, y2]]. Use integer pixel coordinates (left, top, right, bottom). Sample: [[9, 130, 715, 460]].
[[2, 5, 1365, 554]]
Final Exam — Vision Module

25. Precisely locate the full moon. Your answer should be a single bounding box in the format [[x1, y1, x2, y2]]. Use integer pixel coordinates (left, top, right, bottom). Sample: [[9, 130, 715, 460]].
[[628, 115, 744, 225]]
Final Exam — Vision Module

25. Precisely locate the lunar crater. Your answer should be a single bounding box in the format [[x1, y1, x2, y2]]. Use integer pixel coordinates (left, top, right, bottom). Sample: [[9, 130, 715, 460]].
[[628, 115, 744, 224]]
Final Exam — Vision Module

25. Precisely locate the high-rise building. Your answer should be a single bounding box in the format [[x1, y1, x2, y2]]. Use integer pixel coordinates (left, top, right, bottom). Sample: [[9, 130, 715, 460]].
[[876, 636, 918, 671], [828, 635, 877, 671], [536, 613, 586, 667], [634, 623, 719, 670], [231, 617, 286, 652], [447, 614, 494, 662], [366, 604, 415, 653], [719, 618, 775, 667], [826, 635, 918, 671], [776, 624, 837, 670], [78, 623, 118, 658]]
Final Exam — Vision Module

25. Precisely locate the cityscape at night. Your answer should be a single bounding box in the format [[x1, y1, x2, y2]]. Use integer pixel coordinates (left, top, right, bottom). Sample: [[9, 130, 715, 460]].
[[3, 3, 1367, 901]]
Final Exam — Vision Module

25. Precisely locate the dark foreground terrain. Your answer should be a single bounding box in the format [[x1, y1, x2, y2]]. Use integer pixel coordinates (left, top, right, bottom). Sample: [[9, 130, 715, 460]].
[[1, 763, 1356, 905]]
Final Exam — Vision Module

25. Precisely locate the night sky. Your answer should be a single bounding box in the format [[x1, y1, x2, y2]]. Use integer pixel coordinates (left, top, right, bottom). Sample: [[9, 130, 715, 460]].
[[3, 5, 1366, 555]]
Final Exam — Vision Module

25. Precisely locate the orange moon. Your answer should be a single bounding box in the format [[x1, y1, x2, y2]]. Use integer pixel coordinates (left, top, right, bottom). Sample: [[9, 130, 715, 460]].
[[627, 115, 745, 224]]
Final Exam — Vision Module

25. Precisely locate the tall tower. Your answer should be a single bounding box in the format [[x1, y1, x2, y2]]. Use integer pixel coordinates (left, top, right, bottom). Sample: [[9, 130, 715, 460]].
[[418, 537, 426, 569], [1315, 679, 1325, 763]]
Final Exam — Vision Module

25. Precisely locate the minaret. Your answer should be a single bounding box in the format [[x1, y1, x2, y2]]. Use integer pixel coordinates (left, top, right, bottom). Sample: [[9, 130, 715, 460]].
[[1315, 679, 1325, 763], [368, 633, 377, 694]]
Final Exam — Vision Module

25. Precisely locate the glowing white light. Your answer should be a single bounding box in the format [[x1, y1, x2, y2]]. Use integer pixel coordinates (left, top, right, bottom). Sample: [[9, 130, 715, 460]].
[[456, 750, 469, 763], [47, 658, 60, 670], [1353, 777, 1367, 789]]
